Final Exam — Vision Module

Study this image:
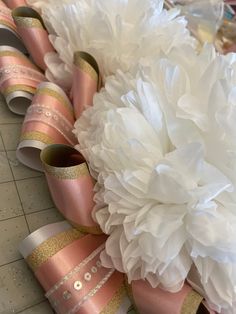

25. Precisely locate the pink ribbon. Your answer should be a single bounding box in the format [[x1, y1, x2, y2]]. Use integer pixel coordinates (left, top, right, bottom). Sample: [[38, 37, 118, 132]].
[[71, 52, 100, 119], [12, 6, 55, 70], [3, 0, 26, 9], [0, 46, 45, 114], [17, 82, 76, 171], [40, 144, 100, 234]]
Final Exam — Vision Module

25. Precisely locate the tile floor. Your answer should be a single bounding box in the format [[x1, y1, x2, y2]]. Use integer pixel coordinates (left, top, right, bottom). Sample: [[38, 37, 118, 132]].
[[0, 95, 63, 314]]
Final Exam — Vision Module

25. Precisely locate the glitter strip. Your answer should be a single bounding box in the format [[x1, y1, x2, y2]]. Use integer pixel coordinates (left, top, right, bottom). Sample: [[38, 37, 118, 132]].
[[101, 285, 127, 314], [20, 131, 54, 145], [26, 229, 83, 271], [67, 269, 115, 314], [180, 290, 203, 314], [46, 243, 105, 298]]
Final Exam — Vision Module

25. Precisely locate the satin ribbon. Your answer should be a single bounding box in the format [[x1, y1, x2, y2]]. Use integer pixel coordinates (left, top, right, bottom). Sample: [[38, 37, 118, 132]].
[[40, 144, 101, 235], [12, 6, 55, 70], [71, 51, 101, 119], [17, 82, 76, 171], [0, 45, 45, 114], [3, 0, 26, 9], [38, 144, 216, 313], [0, 1, 26, 52], [19, 221, 130, 314]]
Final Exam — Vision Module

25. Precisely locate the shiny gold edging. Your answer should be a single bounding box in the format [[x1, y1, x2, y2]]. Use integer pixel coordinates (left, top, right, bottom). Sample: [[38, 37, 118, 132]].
[[37, 88, 73, 113], [13, 16, 43, 28], [43, 162, 89, 180], [74, 51, 99, 82], [69, 220, 103, 235], [26, 228, 84, 271], [101, 285, 127, 314], [3, 85, 36, 97], [125, 278, 140, 314], [20, 131, 54, 145], [181, 290, 203, 314]]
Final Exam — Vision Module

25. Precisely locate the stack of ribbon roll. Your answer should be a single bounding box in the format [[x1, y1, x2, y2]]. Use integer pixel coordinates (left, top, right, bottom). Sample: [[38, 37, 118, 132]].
[[0, 0, 224, 313]]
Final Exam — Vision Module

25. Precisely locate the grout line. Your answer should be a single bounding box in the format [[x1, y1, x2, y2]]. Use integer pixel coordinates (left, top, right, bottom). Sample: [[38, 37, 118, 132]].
[[16, 300, 46, 314], [0, 258, 23, 268], [0, 175, 43, 186], [0, 214, 24, 223], [0, 134, 31, 234]]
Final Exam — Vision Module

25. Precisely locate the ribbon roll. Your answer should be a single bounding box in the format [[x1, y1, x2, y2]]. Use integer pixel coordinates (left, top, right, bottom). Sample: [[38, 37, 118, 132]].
[[19, 222, 131, 314], [40, 144, 101, 235], [0, 45, 45, 114], [71, 52, 101, 119], [131, 280, 216, 314], [3, 0, 26, 9], [0, 1, 26, 52], [17, 82, 76, 171], [12, 6, 55, 70]]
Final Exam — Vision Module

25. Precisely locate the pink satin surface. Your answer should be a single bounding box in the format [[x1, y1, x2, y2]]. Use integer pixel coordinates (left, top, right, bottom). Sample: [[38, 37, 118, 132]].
[[35, 234, 123, 314], [0, 5, 17, 30], [4, 0, 26, 9], [0, 0, 7, 7], [33, 93, 75, 124], [16, 26, 54, 70], [72, 67, 98, 119], [45, 173, 96, 227], [21, 121, 71, 145]]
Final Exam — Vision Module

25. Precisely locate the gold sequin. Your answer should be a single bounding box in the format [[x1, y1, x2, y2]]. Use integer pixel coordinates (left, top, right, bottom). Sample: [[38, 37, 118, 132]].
[[3, 85, 36, 97], [101, 285, 127, 314], [43, 162, 89, 180], [26, 229, 84, 271], [181, 290, 203, 314], [37, 87, 73, 113], [20, 131, 54, 145], [74, 51, 99, 83]]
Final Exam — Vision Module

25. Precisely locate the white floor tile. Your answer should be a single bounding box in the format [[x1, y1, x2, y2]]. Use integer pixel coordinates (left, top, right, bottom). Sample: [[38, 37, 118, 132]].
[[16, 177, 53, 213], [0, 260, 45, 313], [0, 152, 13, 183], [26, 208, 64, 233], [0, 216, 29, 266], [0, 182, 23, 221], [0, 124, 22, 151], [7, 151, 42, 181], [18, 301, 54, 314]]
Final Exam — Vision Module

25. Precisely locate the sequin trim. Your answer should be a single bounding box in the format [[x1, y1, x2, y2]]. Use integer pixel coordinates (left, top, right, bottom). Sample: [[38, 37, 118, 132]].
[[181, 290, 203, 314], [46, 243, 105, 298], [25, 104, 76, 145], [26, 229, 83, 271], [0, 18, 16, 31], [67, 269, 115, 314]]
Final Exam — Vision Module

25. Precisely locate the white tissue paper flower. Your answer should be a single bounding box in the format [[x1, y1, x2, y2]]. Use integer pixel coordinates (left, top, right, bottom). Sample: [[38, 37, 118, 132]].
[[74, 45, 236, 314], [39, 0, 195, 89]]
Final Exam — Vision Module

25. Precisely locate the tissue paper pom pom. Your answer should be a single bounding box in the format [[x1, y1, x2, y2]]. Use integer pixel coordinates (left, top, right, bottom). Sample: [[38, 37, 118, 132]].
[[41, 0, 195, 88], [74, 45, 236, 314]]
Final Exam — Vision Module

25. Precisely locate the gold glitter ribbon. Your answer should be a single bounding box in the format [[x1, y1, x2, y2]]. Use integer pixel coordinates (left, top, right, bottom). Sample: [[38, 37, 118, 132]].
[[27, 228, 84, 272], [74, 51, 99, 83], [101, 285, 127, 314], [12, 6, 45, 29], [181, 290, 203, 314]]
